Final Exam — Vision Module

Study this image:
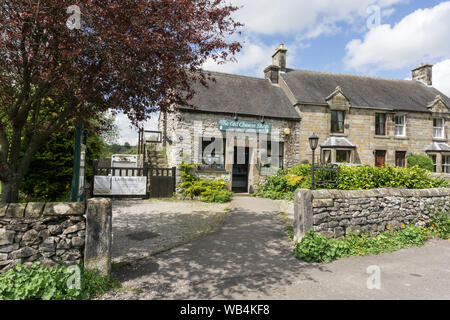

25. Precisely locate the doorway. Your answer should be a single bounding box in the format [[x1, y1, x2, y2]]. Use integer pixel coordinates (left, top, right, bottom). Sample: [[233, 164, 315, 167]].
[[232, 146, 249, 193], [375, 150, 386, 167]]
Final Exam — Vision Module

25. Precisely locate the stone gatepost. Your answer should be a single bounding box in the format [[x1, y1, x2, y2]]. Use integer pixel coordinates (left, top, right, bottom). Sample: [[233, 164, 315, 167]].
[[84, 198, 112, 276], [293, 189, 313, 242]]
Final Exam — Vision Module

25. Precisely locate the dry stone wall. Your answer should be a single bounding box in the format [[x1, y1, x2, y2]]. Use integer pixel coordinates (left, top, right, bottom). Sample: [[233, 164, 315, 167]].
[[0, 202, 86, 273], [294, 188, 450, 241]]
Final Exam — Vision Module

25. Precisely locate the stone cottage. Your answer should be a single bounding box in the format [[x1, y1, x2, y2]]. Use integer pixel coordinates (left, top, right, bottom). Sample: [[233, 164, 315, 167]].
[[158, 45, 450, 192]]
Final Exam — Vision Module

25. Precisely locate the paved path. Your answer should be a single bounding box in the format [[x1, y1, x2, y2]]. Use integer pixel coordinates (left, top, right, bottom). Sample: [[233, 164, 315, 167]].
[[100, 196, 450, 300]]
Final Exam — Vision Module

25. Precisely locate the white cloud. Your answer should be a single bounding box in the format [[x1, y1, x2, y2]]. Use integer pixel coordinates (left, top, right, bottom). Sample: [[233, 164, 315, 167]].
[[344, 2, 450, 72], [434, 59, 450, 97], [231, 0, 406, 38], [202, 39, 303, 77], [114, 112, 159, 146]]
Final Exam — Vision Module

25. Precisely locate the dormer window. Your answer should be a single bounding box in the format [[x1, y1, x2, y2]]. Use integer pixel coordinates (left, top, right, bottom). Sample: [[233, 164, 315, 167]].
[[331, 110, 345, 133], [433, 118, 445, 139]]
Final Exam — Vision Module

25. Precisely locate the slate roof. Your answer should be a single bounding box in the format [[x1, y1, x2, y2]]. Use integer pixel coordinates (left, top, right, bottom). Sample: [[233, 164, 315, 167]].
[[321, 137, 356, 148], [281, 69, 450, 112], [179, 71, 300, 120], [425, 142, 450, 152]]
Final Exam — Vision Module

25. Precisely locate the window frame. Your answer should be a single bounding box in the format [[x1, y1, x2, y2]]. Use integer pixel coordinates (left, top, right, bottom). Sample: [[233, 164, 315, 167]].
[[199, 137, 226, 170], [375, 113, 387, 136], [336, 149, 351, 163], [330, 110, 345, 134], [433, 118, 445, 139], [394, 115, 406, 137], [395, 151, 406, 168], [442, 154, 450, 173], [260, 141, 284, 175]]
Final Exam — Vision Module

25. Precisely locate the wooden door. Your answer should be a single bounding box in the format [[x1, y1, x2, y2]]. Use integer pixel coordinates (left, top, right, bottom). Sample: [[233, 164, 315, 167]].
[[375, 151, 386, 167]]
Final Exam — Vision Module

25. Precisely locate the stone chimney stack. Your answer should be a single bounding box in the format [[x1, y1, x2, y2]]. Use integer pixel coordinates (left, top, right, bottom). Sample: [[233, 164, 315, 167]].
[[272, 44, 287, 72], [412, 63, 433, 86], [264, 44, 287, 84]]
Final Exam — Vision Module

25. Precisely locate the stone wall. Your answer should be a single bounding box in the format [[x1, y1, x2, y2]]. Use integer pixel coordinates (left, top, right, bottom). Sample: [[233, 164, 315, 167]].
[[0, 202, 86, 273], [294, 188, 450, 241], [0, 198, 113, 275]]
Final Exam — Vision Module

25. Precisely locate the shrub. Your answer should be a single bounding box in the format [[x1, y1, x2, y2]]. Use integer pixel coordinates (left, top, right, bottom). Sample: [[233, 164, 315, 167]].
[[256, 164, 448, 200], [0, 263, 119, 300], [407, 154, 434, 171], [428, 205, 450, 240], [294, 224, 428, 263], [179, 163, 232, 203]]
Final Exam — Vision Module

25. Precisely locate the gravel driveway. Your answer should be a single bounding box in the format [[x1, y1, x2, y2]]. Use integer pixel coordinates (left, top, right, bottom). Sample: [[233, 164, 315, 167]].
[[112, 199, 230, 262]]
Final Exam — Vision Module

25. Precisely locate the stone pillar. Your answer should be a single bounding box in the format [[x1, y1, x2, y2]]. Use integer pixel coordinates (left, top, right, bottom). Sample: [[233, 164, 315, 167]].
[[293, 189, 313, 242], [84, 198, 112, 276]]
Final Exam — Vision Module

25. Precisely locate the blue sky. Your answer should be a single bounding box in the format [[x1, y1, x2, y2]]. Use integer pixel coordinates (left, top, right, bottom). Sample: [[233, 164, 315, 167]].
[[116, 0, 450, 145]]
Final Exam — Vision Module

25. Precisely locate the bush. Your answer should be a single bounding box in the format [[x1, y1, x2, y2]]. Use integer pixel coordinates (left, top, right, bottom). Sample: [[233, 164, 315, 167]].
[[407, 154, 434, 171], [179, 163, 232, 203], [256, 164, 448, 200], [294, 225, 428, 263], [428, 205, 450, 240], [0, 263, 119, 300]]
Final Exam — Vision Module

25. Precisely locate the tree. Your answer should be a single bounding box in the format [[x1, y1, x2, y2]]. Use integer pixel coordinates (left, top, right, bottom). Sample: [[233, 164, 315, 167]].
[[0, 1, 242, 203], [20, 124, 106, 201]]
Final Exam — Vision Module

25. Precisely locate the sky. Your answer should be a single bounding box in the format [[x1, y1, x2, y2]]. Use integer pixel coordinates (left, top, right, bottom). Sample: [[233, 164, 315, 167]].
[[115, 0, 450, 145]]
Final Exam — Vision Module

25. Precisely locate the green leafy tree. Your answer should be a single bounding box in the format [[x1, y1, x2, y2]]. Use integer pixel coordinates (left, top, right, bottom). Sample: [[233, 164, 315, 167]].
[[407, 154, 434, 171], [20, 124, 107, 201]]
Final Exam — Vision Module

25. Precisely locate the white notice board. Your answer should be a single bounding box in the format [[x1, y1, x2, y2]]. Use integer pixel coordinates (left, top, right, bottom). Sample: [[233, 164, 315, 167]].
[[93, 176, 147, 196]]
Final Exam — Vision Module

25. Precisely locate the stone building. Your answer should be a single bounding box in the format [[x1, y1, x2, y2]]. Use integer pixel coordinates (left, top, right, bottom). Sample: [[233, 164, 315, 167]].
[[158, 45, 450, 192]]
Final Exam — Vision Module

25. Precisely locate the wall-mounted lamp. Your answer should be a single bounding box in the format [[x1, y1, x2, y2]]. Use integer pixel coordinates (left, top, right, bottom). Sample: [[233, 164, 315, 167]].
[[283, 128, 291, 135], [233, 112, 238, 121], [261, 116, 265, 124]]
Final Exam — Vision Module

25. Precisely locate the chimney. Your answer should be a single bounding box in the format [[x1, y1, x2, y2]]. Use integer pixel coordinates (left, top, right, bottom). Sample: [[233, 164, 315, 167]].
[[264, 65, 280, 84], [272, 44, 287, 72], [412, 63, 433, 86]]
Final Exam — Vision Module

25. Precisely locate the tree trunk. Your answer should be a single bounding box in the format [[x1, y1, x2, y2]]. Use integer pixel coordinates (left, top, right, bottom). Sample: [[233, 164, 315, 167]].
[[1, 180, 20, 204]]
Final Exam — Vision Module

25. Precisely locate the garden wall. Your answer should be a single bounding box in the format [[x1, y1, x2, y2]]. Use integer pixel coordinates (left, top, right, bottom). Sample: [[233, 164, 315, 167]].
[[294, 188, 450, 242], [0, 198, 112, 275]]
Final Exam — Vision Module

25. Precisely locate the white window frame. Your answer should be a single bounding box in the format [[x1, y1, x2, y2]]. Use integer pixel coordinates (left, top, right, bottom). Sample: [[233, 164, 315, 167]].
[[394, 115, 406, 137], [443, 154, 450, 173], [433, 118, 445, 139]]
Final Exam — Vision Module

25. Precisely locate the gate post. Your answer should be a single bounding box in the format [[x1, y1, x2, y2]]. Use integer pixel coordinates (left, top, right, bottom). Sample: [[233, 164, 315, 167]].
[[84, 198, 112, 276], [293, 189, 313, 242]]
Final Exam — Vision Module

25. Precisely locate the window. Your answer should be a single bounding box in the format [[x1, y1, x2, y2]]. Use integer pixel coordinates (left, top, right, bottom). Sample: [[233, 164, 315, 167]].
[[260, 141, 284, 175], [331, 111, 345, 133], [429, 155, 437, 172], [375, 150, 386, 167], [323, 150, 332, 163], [199, 138, 225, 170], [433, 118, 445, 139], [443, 155, 450, 173], [394, 115, 406, 136], [395, 151, 406, 168], [336, 150, 351, 163], [375, 113, 386, 136]]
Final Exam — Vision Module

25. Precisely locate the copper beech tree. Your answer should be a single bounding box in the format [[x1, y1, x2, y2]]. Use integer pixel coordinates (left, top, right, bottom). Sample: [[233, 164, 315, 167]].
[[0, 0, 242, 203]]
